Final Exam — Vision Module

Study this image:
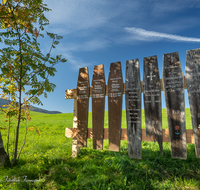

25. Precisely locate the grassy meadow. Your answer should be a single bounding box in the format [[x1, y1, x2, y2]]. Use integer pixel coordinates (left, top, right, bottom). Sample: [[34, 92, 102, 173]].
[[0, 108, 200, 189]]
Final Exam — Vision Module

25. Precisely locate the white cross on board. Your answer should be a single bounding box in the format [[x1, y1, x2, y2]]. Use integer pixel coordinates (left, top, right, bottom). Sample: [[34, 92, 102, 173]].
[[114, 70, 116, 75], [147, 71, 156, 80]]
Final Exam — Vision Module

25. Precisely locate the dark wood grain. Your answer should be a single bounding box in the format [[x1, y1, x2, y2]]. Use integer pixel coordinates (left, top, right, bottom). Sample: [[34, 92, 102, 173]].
[[108, 62, 123, 152], [92, 64, 105, 150], [125, 59, 142, 159], [163, 52, 187, 159], [77, 67, 90, 147], [185, 48, 200, 158], [143, 56, 163, 156]]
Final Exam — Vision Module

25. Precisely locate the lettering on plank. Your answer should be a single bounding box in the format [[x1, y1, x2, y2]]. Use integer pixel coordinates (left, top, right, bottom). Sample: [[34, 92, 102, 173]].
[[92, 64, 105, 150], [125, 59, 142, 159]]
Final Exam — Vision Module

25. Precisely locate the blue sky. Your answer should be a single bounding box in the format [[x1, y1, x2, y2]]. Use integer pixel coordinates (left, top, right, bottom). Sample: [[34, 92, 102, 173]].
[[3, 0, 200, 113]]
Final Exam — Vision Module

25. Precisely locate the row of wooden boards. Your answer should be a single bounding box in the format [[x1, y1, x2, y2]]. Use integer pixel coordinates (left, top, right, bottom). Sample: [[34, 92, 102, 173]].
[[75, 49, 200, 159]]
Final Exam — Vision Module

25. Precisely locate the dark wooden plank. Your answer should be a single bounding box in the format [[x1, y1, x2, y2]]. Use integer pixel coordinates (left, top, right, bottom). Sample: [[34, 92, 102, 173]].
[[77, 67, 90, 147], [185, 48, 200, 158], [125, 59, 142, 159], [108, 62, 123, 152], [163, 52, 187, 159], [143, 56, 163, 156], [92, 64, 105, 150]]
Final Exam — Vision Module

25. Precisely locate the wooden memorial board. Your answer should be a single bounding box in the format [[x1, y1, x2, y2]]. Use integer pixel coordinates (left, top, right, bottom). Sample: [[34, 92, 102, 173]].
[[108, 62, 123, 152], [143, 56, 163, 156], [125, 59, 142, 159], [185, 48, 200, 158], [77, 67, 90, 147], [92, 64, 105, 150], [163, 52, 187, 159]]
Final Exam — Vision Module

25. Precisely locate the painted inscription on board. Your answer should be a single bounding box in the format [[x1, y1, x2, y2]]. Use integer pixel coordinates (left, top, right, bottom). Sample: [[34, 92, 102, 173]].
[[163, 52, 187, 159], [143, 56, 163, 156], [92, 64, 105, 150], [108, 62, 123, 152], [77, 67, 90, 147], [125, 59, 142, 159], [185, 48, 200, 158]]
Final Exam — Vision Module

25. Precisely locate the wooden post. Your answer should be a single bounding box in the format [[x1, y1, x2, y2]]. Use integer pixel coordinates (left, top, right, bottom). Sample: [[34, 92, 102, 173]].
[[185, 48, 200, 158], [72, 98, 80, 158], [163, 52, 187, 159], [143, 56, 163, 156], [125, 59, 142, 159], [108, 62, 123, 152]]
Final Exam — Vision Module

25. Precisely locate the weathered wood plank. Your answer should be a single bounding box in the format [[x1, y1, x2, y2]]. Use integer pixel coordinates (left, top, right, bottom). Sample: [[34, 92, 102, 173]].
[[125, 59, 142, 159], [77, 67, 90, 147], [185, 48, 200, 158], [92, 64, 105, 150], [71, 99, 80, 158], [143, 56, 163, 156], [65, 128, 194, 143], [108, 62, 123, 151], [163, 52, 187, 159]]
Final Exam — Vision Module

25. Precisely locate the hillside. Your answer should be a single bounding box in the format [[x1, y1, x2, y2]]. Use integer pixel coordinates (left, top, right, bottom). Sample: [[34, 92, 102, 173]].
[[0, 98, 62, 114]]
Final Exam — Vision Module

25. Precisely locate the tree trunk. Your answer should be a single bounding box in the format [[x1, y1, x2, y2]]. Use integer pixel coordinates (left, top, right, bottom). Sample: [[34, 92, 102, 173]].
[[0, 131, 10, 167]]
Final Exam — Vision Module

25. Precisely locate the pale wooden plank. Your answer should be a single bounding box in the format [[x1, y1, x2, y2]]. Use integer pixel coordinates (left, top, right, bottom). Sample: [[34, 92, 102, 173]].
[[71, 99, 80, 158]]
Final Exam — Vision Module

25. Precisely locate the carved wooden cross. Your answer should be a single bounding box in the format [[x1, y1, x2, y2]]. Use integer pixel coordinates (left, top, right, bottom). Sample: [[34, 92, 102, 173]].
[[147, 62, 156, 81]]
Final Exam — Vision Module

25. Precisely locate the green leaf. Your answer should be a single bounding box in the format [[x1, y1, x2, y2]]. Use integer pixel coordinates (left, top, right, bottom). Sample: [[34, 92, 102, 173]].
[[54, 41, 59, 45], [46, 32, 55, 39]]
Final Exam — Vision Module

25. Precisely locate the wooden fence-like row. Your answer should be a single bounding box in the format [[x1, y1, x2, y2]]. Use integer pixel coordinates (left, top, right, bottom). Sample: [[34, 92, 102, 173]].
[[65, 49, 200, 160]]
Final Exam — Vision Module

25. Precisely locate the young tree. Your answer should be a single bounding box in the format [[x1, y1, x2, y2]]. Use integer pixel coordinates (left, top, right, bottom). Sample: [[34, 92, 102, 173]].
[[0, 0, 67, 166]]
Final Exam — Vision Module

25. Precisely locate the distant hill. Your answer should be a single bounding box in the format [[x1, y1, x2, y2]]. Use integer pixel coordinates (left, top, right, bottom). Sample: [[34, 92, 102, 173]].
[[0, 98, 62, 114]]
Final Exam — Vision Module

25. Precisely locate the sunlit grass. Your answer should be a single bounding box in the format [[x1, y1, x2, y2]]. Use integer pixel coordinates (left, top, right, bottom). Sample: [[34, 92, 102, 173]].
[[0, 108, 199, 189]]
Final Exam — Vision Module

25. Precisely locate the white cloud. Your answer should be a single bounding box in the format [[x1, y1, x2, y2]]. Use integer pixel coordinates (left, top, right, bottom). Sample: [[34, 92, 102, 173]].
[[59, 39, 110, 52], [125, 27, 200, 42]]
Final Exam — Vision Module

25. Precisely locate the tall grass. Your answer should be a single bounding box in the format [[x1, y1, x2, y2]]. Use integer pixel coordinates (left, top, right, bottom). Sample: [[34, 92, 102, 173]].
[[0, 108, 199, 190]]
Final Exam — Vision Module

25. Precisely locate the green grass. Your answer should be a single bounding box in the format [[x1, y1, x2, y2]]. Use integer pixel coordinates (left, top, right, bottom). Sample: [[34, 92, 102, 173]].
[[0, 108, 199, 190]]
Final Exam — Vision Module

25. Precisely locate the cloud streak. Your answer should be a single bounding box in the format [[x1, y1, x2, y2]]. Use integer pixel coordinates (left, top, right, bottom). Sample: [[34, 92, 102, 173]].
[[125, 27, 200, 42]]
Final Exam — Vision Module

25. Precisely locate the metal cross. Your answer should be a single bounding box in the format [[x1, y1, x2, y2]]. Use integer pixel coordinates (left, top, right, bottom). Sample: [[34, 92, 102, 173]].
[[97, 71, 99, 76]]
